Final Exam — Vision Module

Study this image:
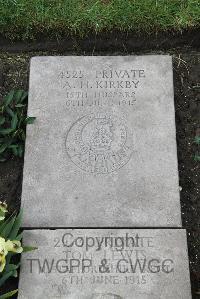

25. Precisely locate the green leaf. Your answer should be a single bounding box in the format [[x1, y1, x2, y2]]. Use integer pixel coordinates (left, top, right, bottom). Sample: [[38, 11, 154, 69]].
[[14, 90, 24, 103], [8, 144, 17, 149], [4, 252, 13, 268], [11, 114, 18, 130], [3, 90, 15, 107], [1, 215, 16, 239], [9, 210, 23, 240], [20, 91, 28, 103], [8, 145, 18, 156], [0, 210, 5, 218], [0, 90, 28, 160], [0, 214, 14, 233], [0, 289, 18, 299], [25, 117, 36, 124], [17, 144, 24, 157], [194, 154, 200, 161], [0, 158, 6, 162], [5, 107, 14, 118], [0, 271, 15, 287], [15, 232, 23, 241], [21, 130, 26, 141], [15, 104, 25, 108], [0, 143, 8, 154], [12, 270, 18, 278], [195, 136, 200, 145], [0, 116, 5, 125], [5, 264, 19, 272], [0, 128, 14, 135], [23, 246, 37, 253]]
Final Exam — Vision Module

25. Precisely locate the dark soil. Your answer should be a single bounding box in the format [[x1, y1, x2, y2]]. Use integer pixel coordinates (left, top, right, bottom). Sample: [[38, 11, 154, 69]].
[[0, 28, 199, 53], [0, 32, 199, 298]]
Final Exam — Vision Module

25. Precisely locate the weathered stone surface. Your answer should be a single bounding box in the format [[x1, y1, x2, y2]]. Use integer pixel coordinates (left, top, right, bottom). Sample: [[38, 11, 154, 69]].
[[18, 229, 191, 298], [22, 56, 181, 227]]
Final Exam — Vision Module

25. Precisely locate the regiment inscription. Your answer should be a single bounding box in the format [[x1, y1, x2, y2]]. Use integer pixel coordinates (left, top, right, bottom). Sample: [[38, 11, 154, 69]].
[[58, 67, 145, 109]]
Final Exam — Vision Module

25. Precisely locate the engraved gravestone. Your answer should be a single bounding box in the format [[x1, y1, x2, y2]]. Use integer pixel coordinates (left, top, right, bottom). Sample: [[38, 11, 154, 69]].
[[22, 56, 181, 227], [18, 229, 191, 298]]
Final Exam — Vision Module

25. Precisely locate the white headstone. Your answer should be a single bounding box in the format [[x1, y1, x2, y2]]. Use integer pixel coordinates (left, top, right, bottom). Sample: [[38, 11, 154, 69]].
[[22, 56, 181, 227]]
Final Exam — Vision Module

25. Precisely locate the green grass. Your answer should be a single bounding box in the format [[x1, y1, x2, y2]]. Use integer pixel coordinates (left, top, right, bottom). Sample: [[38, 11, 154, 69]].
[[0, 0, 200, 40]]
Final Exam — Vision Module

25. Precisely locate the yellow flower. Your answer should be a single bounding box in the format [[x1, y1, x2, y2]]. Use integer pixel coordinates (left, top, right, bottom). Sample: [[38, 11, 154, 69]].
[[6, 240, 23, 254], [0, 237, 8, 273], [0, 237, 23, 272], [0, 201, 7, 213], [0, 254, 6, 272], [0, 201, 7, 221], [0, 237, 8, 256], [0, 214, 5, 221]]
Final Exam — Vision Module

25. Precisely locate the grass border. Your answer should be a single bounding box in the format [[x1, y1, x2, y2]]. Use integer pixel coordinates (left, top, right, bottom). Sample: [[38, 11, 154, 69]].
[[0, 0, 199, 40]]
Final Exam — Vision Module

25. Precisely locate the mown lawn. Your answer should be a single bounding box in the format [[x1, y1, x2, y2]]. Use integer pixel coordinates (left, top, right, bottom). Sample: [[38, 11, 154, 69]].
[[0, 0, 199, 40]]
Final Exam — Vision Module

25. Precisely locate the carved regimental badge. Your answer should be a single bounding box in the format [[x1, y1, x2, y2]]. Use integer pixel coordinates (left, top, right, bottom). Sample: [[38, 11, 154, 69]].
[[66, 113, 133, 174]]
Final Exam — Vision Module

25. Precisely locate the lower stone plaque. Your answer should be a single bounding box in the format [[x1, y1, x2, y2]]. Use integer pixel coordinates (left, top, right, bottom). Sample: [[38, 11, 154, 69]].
[[18, 229, 191, 299]]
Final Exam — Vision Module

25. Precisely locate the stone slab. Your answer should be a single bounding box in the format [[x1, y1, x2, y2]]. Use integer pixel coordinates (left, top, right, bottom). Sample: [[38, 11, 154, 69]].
[[18, 229, 191, 299], [22, 56, 181, 227]]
